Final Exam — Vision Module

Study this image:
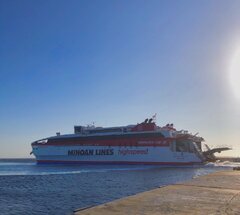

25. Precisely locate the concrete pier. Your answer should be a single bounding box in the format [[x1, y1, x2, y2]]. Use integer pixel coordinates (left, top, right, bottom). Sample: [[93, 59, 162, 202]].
[[74, 170, 240, 215]]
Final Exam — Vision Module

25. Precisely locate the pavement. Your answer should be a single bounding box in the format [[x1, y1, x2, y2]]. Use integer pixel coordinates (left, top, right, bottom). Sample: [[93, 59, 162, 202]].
[[74, 170, 240, 215]]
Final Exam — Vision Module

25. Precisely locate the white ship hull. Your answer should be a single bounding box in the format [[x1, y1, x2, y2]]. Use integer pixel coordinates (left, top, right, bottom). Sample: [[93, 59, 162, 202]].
[[33, 145, 202, 165], [32, 118, 228, 165]]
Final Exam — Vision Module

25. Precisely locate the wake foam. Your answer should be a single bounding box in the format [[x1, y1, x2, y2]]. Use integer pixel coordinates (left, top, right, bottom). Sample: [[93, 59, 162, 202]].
[[0, 165, 153, 176], [205, 161, 240, 168]]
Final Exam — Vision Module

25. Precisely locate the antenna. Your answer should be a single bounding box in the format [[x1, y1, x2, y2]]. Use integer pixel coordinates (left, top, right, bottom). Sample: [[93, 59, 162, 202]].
[[152, 113, 157, 123]]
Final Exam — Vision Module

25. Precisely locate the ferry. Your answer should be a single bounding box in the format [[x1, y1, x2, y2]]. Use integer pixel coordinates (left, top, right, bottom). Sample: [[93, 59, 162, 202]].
[[31, 116, 230, 165]]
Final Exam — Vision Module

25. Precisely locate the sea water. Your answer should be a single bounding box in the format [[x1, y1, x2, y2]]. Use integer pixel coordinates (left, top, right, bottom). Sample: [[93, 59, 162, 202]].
[[0, 159, 237, 215]]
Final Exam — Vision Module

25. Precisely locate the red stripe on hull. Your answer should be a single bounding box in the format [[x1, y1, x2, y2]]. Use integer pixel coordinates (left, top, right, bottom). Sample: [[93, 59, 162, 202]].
[[33, 137, 174, 147], [35, 143, 170, 147], [36, 160, 202, 166]]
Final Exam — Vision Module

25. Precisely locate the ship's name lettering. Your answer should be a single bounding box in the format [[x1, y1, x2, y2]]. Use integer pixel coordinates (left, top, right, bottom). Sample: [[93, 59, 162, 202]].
[[118, 149, 148, 156], [68, 149, 114, 156]]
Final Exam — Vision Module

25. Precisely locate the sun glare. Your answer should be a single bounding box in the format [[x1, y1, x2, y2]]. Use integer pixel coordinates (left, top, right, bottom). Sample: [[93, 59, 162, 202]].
[[229, 48, 240, 100]]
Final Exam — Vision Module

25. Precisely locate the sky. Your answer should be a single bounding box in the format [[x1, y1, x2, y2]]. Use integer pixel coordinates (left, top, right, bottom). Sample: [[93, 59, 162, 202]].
[[0, 0, 240, 158]]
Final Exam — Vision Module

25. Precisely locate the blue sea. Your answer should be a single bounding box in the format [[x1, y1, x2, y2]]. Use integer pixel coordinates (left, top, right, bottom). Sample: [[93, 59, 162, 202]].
[[0, 159, 236, 215]]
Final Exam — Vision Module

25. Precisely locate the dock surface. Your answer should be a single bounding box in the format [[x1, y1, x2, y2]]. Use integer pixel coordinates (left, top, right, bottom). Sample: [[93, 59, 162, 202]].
[[74, 170, 240, 215]]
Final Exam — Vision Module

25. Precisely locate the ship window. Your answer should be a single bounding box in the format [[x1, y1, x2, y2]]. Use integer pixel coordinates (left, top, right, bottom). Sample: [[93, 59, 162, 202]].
[[189, 142, 196, 153], [176, 140, 189, 152], [74, 126, 83, 134], [170, 142, 175, 151], [89, 128, 123, 134], [37, 139, 48, 144]]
